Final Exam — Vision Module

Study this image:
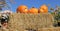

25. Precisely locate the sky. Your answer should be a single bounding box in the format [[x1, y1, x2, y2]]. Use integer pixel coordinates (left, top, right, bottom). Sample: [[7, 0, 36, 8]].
[[6, 0, 60, 12]]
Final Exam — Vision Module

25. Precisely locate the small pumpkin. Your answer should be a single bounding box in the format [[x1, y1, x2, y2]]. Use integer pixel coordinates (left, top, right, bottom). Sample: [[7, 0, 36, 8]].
[[38, 4, 48, 13], [16, 5, 28, 13], [29, 7, 38, 14]]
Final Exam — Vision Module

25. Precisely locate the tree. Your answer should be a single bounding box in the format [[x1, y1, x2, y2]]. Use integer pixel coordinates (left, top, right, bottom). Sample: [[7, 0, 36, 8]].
[[0, 0, 15, 12], [50, 6, 60, 26]]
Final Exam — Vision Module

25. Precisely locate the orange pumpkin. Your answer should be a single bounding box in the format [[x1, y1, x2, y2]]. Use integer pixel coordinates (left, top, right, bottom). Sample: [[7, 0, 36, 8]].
[[16, 5, 28, 13], [29, 7, 38, 14], [38, 4, 48, 13]]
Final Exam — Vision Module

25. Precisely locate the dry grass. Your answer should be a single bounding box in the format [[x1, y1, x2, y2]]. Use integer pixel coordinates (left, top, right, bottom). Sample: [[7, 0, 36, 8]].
[[38, 27, 60, 31]]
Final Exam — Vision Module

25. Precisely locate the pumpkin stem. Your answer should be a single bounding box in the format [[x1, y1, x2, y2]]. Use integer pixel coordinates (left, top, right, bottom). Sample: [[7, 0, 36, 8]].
[[32, 7, 35, 8]]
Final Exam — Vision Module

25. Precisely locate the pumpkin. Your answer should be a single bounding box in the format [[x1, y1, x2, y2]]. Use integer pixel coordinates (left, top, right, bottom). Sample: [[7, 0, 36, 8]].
[[16, 5, 28, 13], [29, 7, 38, 14], [38, 4, 48, 13]]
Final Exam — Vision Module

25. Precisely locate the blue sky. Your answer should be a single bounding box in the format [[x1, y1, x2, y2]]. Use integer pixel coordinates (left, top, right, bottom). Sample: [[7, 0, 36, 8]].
[[6, 0, 60, 12]]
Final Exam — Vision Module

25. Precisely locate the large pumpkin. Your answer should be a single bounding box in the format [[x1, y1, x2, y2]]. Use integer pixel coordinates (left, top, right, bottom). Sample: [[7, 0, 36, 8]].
[[38, 5, 48, 13], [16, 5, 28, 13], [29, 7, 38, 14]]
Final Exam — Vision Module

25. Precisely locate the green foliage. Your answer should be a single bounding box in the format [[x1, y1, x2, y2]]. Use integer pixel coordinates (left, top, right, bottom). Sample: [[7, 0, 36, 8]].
[[55, 11, 60, 21], [51, 7, 60, 21]]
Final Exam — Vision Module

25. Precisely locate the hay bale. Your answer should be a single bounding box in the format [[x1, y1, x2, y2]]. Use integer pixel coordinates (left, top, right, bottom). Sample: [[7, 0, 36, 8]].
[[38, 27, 60, 31], [8, 13, 54, 31]]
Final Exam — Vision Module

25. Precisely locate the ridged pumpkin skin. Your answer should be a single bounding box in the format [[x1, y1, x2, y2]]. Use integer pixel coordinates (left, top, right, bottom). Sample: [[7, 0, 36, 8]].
[[39, 5, 48, 13], [16, 5, 28, 13], [29, 7, 38, 14]]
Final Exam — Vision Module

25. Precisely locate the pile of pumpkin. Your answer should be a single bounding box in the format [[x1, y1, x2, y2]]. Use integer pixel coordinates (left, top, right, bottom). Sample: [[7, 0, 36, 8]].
[[16, 4, 48, 14]]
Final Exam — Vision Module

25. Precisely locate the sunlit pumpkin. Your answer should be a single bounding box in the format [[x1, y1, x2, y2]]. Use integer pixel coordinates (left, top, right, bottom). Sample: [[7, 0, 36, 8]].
[[16, 5, 28, 13], [38, 4, 48, 13], [29, 7, 38, 14]]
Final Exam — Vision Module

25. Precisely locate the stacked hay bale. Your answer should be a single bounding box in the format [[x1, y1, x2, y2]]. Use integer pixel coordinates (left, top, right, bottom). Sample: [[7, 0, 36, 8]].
[[8, 13, 54, 31], [38, 27, 60, 31]]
